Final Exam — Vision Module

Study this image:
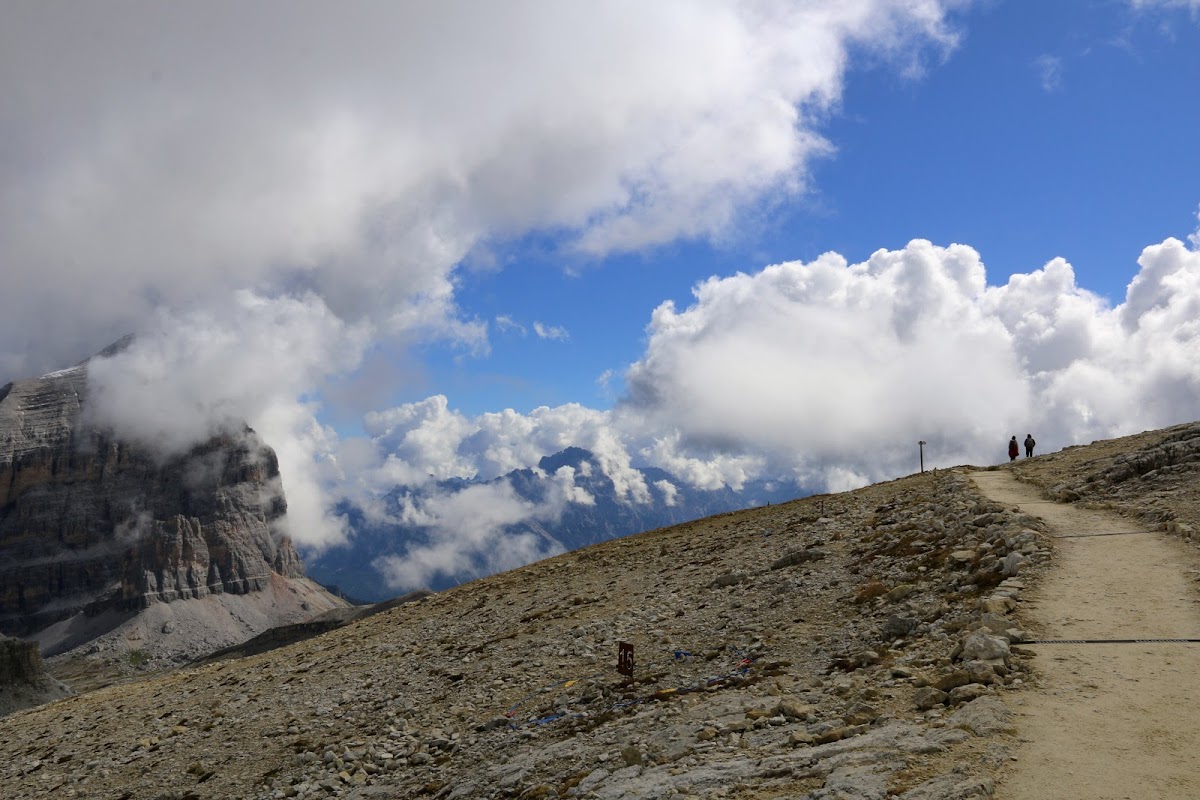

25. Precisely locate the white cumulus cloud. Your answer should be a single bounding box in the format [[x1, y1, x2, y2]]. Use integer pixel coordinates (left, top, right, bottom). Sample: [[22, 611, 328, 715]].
[[533, 322, 570, 341], [0, 1, 966, 561], [84, 292, 369, 548], [340, 234, 1200, 589], [0, 0, 962, 379], [625, 238, 1200, 482], [654, 479, 680, 507], [372, 481, 565, 591]]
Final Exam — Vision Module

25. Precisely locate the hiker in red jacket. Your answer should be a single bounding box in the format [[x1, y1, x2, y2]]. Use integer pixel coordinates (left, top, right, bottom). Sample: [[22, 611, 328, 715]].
[[1008, 436, 1019, 461]]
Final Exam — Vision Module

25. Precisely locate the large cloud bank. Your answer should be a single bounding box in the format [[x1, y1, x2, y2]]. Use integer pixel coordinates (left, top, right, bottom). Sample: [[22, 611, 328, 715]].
[[341, 237, 1200, 588], [1, 1, 962, 557], [349, 238, 1200, 497], [0, 0, 958, 377], [4, 3, 1200, 590], [627, 238, 1200, 478]]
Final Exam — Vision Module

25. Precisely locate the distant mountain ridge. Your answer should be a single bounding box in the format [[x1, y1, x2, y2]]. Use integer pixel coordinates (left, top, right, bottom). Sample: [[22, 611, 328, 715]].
[[305, 446, 804, 600]]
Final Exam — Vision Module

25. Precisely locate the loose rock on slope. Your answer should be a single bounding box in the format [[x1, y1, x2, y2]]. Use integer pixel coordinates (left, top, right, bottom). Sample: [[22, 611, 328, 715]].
[[0, 467, 1053, 799]]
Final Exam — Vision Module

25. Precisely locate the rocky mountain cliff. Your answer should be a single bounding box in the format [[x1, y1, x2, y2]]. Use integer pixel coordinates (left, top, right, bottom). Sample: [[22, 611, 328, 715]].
[[0, 347, 346, 666]]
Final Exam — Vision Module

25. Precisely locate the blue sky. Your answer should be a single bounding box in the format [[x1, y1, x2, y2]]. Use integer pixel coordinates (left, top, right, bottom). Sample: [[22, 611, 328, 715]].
[[432, 0, 1200, 419], [4, 1, 1200, 571]]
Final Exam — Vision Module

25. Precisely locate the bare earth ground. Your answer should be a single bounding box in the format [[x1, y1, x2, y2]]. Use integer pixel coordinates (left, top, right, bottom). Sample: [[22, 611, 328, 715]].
[[0, 470, 1037, 800], [3, 422, 1198, 799], [972, 470, 1200, 799]]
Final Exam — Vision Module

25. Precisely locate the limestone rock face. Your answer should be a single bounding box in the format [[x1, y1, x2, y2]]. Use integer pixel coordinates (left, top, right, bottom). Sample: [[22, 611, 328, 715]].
[[0, 354, 307, 640]]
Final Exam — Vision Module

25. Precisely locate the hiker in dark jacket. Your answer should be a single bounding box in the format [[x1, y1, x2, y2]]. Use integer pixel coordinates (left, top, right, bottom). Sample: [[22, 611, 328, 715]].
[[1008, 436, 1019, 461], [1024, 434, 1036, 457]]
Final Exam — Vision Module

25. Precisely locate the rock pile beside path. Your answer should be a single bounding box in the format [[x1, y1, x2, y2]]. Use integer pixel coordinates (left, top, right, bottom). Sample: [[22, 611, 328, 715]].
[[0, 469, 1052, 799]]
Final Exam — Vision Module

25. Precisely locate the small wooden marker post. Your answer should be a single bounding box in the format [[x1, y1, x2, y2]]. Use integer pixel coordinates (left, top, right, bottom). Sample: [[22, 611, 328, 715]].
[[617, 641, 635, 677]]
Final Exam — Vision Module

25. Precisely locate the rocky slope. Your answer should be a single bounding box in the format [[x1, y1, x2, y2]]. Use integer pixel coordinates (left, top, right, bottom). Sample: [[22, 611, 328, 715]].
[[1, 420, 1195, 799], [1010, 420, 1200, 536], [0, 347, 347, 676], [0, 465, 1053, 799]]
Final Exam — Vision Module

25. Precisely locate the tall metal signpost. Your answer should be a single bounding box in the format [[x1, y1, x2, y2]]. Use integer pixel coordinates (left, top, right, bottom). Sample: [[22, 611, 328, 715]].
[[918, 440, 926, 473]]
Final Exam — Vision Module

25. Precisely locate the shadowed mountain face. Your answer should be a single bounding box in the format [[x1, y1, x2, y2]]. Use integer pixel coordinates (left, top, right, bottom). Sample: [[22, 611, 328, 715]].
[[306, 446, 803, 601], [0, 351, 311, 645]]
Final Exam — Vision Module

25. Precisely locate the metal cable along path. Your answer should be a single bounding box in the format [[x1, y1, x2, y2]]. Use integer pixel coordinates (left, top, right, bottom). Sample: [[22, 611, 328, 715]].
[[989, 497, 1156, 538], [1018, 638, 1200, 645], [998, 500, 1195, 644], [1050, 530, 1155, 539]]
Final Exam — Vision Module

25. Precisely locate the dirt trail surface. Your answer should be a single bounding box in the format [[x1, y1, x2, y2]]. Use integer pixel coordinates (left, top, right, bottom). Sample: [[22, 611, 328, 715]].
[[971, 470, 1200, 800]]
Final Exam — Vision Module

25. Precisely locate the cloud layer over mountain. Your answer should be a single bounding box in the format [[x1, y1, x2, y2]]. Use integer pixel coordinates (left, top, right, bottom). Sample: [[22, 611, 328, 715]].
[[3, 3, 1200, 589], [337, 237, 1200, 589], [350, 237, 1200, 498], [1, 1, 962, 555], [0, 0, 958, 377]]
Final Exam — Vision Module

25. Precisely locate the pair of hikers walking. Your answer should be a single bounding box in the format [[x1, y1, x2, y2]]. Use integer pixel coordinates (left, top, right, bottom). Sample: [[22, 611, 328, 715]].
[[1008, 434, 1036, 461]]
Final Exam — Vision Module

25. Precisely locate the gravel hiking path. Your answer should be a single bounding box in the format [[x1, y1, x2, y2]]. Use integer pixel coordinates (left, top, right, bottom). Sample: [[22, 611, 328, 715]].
[[971, 470, 1200, 800]]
